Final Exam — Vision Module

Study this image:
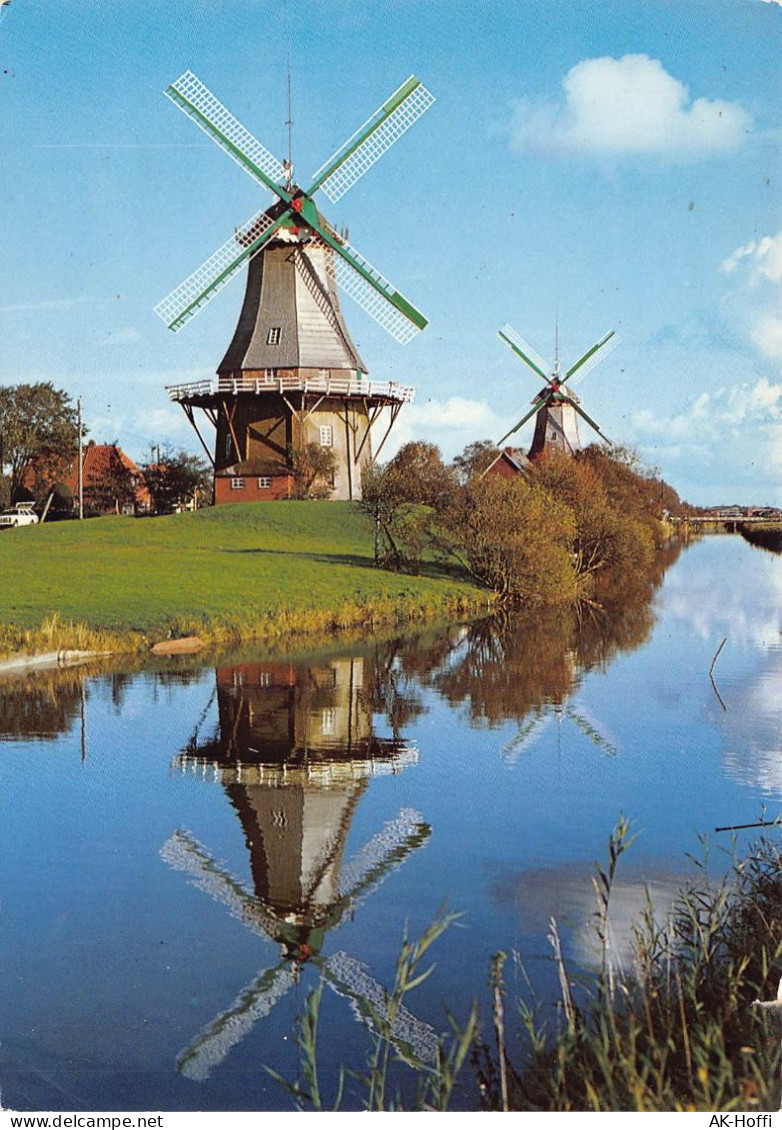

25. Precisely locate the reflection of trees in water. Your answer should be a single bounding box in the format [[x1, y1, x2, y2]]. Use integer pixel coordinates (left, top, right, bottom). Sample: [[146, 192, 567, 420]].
[[89, 667, 208, 714], [363, 631, 463, 739], [427, 540, 684, 731], [0, 662, 214, 743], [0, 671, 85, 740]]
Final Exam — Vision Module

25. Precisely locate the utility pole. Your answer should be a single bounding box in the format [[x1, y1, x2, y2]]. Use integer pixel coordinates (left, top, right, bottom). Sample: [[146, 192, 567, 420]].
[[77, 398, 84, 520]]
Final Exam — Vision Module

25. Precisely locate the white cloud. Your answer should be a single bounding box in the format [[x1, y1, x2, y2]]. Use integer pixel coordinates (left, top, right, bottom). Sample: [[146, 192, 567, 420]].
[[630, 377, 782, 499], [384, 396, 509, 461], [510, 55, 752, 159], [750, 313, 782, 361], [722, 232, 782, 361], [722, 232, 782, 283], [632, 377, 781, 440]]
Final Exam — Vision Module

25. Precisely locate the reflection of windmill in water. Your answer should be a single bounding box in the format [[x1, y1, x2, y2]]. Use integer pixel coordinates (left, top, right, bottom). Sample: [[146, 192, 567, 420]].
[[163, 657, 434, 1080], [501, 681, 619, 766], [497, 323, 619, 457]]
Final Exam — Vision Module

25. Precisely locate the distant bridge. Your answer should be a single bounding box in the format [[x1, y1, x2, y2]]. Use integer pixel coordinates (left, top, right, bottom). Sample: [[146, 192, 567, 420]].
[[670, 515, 779, 532]]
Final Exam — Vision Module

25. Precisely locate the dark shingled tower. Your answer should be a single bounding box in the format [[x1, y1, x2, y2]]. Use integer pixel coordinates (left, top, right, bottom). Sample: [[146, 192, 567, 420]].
[[168, 221, 412, 503]]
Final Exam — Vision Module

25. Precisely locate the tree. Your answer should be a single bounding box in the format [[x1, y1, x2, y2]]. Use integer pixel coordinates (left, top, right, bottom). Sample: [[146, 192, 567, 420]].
[[82, 444, 139, 516], [291, 442, 336, 500], [0, 383, 80, 500], [452, 439, 500, 484], [360, 442, 456, 568], [531, 450, 654, 580], [441, 475, 578, 605], [141, 447, 212, 514]]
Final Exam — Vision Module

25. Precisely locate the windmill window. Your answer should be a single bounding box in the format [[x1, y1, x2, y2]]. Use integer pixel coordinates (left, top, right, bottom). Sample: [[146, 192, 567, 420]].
[[231, 477, 245, 490], [321, 708, 336, 735], [257, 476, 272, 489], [319, 425, 334, 447], [266, 326, 281, 346]]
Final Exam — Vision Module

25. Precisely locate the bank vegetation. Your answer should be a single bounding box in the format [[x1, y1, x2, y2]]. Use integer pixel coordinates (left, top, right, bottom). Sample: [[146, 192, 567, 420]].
[[362, 441, 685, 605], [277, 826, 781, 1112]]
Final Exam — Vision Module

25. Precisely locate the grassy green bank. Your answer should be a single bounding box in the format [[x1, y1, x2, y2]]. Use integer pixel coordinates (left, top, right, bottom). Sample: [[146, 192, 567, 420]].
[[0, 502, 487, 655]]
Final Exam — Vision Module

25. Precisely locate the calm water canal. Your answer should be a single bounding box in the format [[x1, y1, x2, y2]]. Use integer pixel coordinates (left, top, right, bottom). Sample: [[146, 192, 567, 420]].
[[1, 536, 779, 1111]]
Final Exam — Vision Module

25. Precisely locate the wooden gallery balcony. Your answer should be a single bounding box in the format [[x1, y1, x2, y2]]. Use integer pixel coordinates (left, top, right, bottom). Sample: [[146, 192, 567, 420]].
[[166, 372, 416, 406]]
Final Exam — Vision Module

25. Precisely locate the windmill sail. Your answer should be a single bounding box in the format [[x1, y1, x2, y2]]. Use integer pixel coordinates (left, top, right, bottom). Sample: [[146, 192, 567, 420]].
[[165, 71, 287, 192], [498, 324, 549, 380], [566, 331, 619, 385], [156, 70, 432, 343], [312, 76, 436, 203], [337, 808, 431, 902], [324, 951, 439, 1066], [322, 234, 427, 344], [160, 831, 280, 942], [177, 963, 296, 1080], [154, 211, 285, 331]]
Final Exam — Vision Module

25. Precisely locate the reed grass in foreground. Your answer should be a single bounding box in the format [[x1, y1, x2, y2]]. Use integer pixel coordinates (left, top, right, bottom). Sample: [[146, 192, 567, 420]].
[[480, 821, 782, 1112], [274, 824, 781, 1111]]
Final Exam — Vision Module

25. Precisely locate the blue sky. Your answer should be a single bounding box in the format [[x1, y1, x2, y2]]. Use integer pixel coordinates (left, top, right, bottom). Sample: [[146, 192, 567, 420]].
[[1, 0, 779, 504]]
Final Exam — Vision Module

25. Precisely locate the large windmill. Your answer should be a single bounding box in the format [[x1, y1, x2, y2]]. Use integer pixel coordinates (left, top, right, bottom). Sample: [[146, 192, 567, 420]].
[[155, 71, 434, 503], [161, 815, 436, 1081], [162, 656, 434, 1079], [497, 324, 618, 458]]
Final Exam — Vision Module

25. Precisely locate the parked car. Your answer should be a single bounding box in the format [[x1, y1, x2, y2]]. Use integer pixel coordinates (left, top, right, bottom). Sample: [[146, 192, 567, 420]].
[[0, 503, 39, 529]]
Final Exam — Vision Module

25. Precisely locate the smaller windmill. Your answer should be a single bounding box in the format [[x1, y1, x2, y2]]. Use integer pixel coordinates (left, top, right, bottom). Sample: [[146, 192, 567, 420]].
[[497, 324, 619, 458]]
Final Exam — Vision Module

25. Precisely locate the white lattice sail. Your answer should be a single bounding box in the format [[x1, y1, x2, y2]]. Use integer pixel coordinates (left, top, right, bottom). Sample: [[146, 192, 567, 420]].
[[566, 332, 619, 385], [160, 831, 278, 941], [499, 324, 550, 379], [324, 239, 422, 344], [167, 70, 287, 189], [338, 808, 427, 898], [314, 77, 436, 203], [155, 210, 279, 330], [325, 951, 438, 1065], [177, 965, 296, 1080]]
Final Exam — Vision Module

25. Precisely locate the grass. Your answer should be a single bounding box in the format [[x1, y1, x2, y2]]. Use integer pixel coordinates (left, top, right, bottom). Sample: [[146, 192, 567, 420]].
[[0, 502, 488, 654], [272, 824, 782, 1112], [269, 912, 478, 1113], [480, 822, 782, 1112]]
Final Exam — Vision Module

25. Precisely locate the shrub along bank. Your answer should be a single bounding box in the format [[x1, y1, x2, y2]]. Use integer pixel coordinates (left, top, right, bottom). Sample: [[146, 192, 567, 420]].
[[363, 443, 681, 605]]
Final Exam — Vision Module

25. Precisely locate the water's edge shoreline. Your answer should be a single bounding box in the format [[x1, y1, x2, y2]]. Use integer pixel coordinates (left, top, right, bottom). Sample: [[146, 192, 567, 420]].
[[0, 590, 494, 669]]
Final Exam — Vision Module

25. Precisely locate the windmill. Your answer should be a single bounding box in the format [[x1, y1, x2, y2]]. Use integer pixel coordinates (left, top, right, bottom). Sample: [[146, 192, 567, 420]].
[[497, 323, 619, 458], [155, 71, 435, 503], [161, 657, 434, 1079], [500, 695, 620, 766], [160, 812, 436, 1081]]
